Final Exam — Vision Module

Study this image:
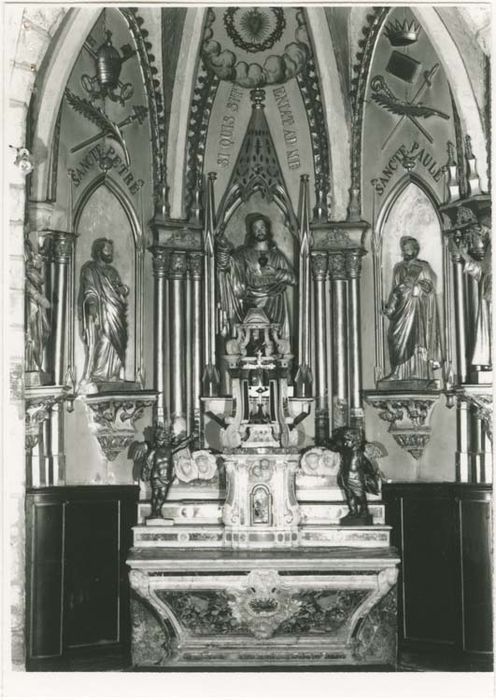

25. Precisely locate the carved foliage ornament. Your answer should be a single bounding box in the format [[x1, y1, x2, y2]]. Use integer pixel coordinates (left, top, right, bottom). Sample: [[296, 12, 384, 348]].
[[227, 570, 301, 639], [85, 396, 155, 462], [365, 394, 439, 460]]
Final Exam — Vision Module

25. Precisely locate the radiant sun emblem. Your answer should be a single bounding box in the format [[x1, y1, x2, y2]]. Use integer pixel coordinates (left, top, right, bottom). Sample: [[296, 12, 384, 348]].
[[224, 7, 286, 53]]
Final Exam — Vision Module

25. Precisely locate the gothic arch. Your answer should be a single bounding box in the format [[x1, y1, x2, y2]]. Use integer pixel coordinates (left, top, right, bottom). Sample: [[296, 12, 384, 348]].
[[27, 8, 102, 202], [305, 8, 351, 221], [166, 8, 207, 219], [354, 7, 488, 217], [73, 174, 142, 247]]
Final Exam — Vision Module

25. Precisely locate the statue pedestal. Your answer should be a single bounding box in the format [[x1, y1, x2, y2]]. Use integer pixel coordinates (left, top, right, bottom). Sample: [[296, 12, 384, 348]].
[[127, 547, 399, 668]]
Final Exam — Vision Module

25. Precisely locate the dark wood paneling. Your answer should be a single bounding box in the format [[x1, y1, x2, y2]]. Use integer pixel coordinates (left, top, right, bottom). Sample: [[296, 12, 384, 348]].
[[459, 496, 493, 653], [401, 496, 457, 644], [64, 499, 120, 648], [28, 500, 64, 658], [26, 486, 138, 669], [383, 482, 493, 670]]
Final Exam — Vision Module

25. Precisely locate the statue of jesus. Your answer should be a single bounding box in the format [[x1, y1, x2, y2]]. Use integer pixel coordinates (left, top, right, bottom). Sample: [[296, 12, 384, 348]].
[[216, 213, 296, 339]]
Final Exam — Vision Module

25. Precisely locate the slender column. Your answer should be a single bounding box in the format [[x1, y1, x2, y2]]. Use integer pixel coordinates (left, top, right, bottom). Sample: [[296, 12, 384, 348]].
[[202, 173, 219, 395], [456, 400, 470, 482], [168, 251, 187, 433], [469, 408, 485, 482], [451, 255, 468, 383], [311, 252, 328, 442], [466, 274, 479, 379], [328, 252, 348, 428], [189, 252, 203, 438], [150, 246, 168, 423], [295, 175, 312, 396], [51, 233, 74, 385], [49, 402, 65, 484], [324, 275, 333, 435], [346, 249, 365, 428], [45, 233, 74, 484]]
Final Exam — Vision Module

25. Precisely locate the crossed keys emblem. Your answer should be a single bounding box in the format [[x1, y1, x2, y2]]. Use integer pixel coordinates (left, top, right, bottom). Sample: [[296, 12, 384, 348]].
[[371, 63, 450, 149]]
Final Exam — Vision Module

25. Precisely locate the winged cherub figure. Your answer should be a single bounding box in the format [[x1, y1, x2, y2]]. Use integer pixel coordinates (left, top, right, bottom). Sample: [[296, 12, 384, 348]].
[[327, 427, 384, 526], [128, 424, 194, 520]]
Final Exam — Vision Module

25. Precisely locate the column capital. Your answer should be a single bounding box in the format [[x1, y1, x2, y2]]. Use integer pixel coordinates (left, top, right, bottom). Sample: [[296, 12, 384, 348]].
[[328, 251, 347, 280], [149, 245, 169, 278], [344, 248, 366, 279], [40, 230, 77, 264], [310, 252, 328, 281], [188, 251, 203, 280], [168, 250, 188, 280]]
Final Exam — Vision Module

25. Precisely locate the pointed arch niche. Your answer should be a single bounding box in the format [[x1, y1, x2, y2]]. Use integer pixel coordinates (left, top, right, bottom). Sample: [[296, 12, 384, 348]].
[[73, 177, 144, 385], [373, 176, 451, 383]]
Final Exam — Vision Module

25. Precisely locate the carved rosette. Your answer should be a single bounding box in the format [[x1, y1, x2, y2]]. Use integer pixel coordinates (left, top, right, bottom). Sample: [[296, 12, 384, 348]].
[[227, 570, 300, 639], [84, 392, 157, 462], [365, 392, 440, 459]]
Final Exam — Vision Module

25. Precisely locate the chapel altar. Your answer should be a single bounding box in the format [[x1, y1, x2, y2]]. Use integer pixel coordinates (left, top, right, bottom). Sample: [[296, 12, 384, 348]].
[[18, 5, 492, 674], [126, 87, 400, 668]]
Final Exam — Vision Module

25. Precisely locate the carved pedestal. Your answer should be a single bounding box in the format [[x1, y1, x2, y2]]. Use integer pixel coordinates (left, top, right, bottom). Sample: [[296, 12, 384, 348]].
[[364, 391, 440, 459], [127, 548, 399, 668]]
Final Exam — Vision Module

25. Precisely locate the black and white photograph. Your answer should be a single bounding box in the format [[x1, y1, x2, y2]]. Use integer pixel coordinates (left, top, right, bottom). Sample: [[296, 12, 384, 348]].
[[1, 2, 493, 698]]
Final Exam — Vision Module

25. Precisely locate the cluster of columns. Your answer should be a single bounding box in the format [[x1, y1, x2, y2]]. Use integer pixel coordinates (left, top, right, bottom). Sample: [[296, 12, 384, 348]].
[[151, 245, 203, 436], [26, 229, 77, 487], [310, 245, 366, 442]]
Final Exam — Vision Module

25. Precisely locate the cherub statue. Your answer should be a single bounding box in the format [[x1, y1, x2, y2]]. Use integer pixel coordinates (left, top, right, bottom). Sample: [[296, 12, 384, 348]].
[[326, 427, 384, 526], [128, 424, 194, 521]]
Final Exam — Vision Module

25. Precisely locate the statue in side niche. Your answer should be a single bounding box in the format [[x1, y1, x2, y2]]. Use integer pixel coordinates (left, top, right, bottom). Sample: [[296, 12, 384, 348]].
[[381, 236, 442, 386], [25, 239, 51, 376], [128, 425, 194, 522], [457, 216, 492, 369], [216, 213, 296, 339], [327, 427, 383, 526], [78, 238, 129, 388]]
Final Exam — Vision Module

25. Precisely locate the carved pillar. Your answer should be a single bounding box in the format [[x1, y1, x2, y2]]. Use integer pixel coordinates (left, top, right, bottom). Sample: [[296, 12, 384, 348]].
[[328, 252, 348, 428], [189, 253, 203, 437], [202, 173, 220, 395], [456, 401, 471, 481], [25, 405, 48, 487], [311, 252, 328, 442], [346, 249, 365, 428], [44, 232, 75, 484], [295, 175, 312, 396], [168, 251, 187, 433], [451, 253, 469, 383], [50, 232, 75, 385], [151, 246, 168, 423]]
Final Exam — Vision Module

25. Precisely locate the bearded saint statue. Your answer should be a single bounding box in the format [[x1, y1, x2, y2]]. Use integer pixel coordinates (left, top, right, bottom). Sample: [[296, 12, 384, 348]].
[[78, 237, 129, 387]]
